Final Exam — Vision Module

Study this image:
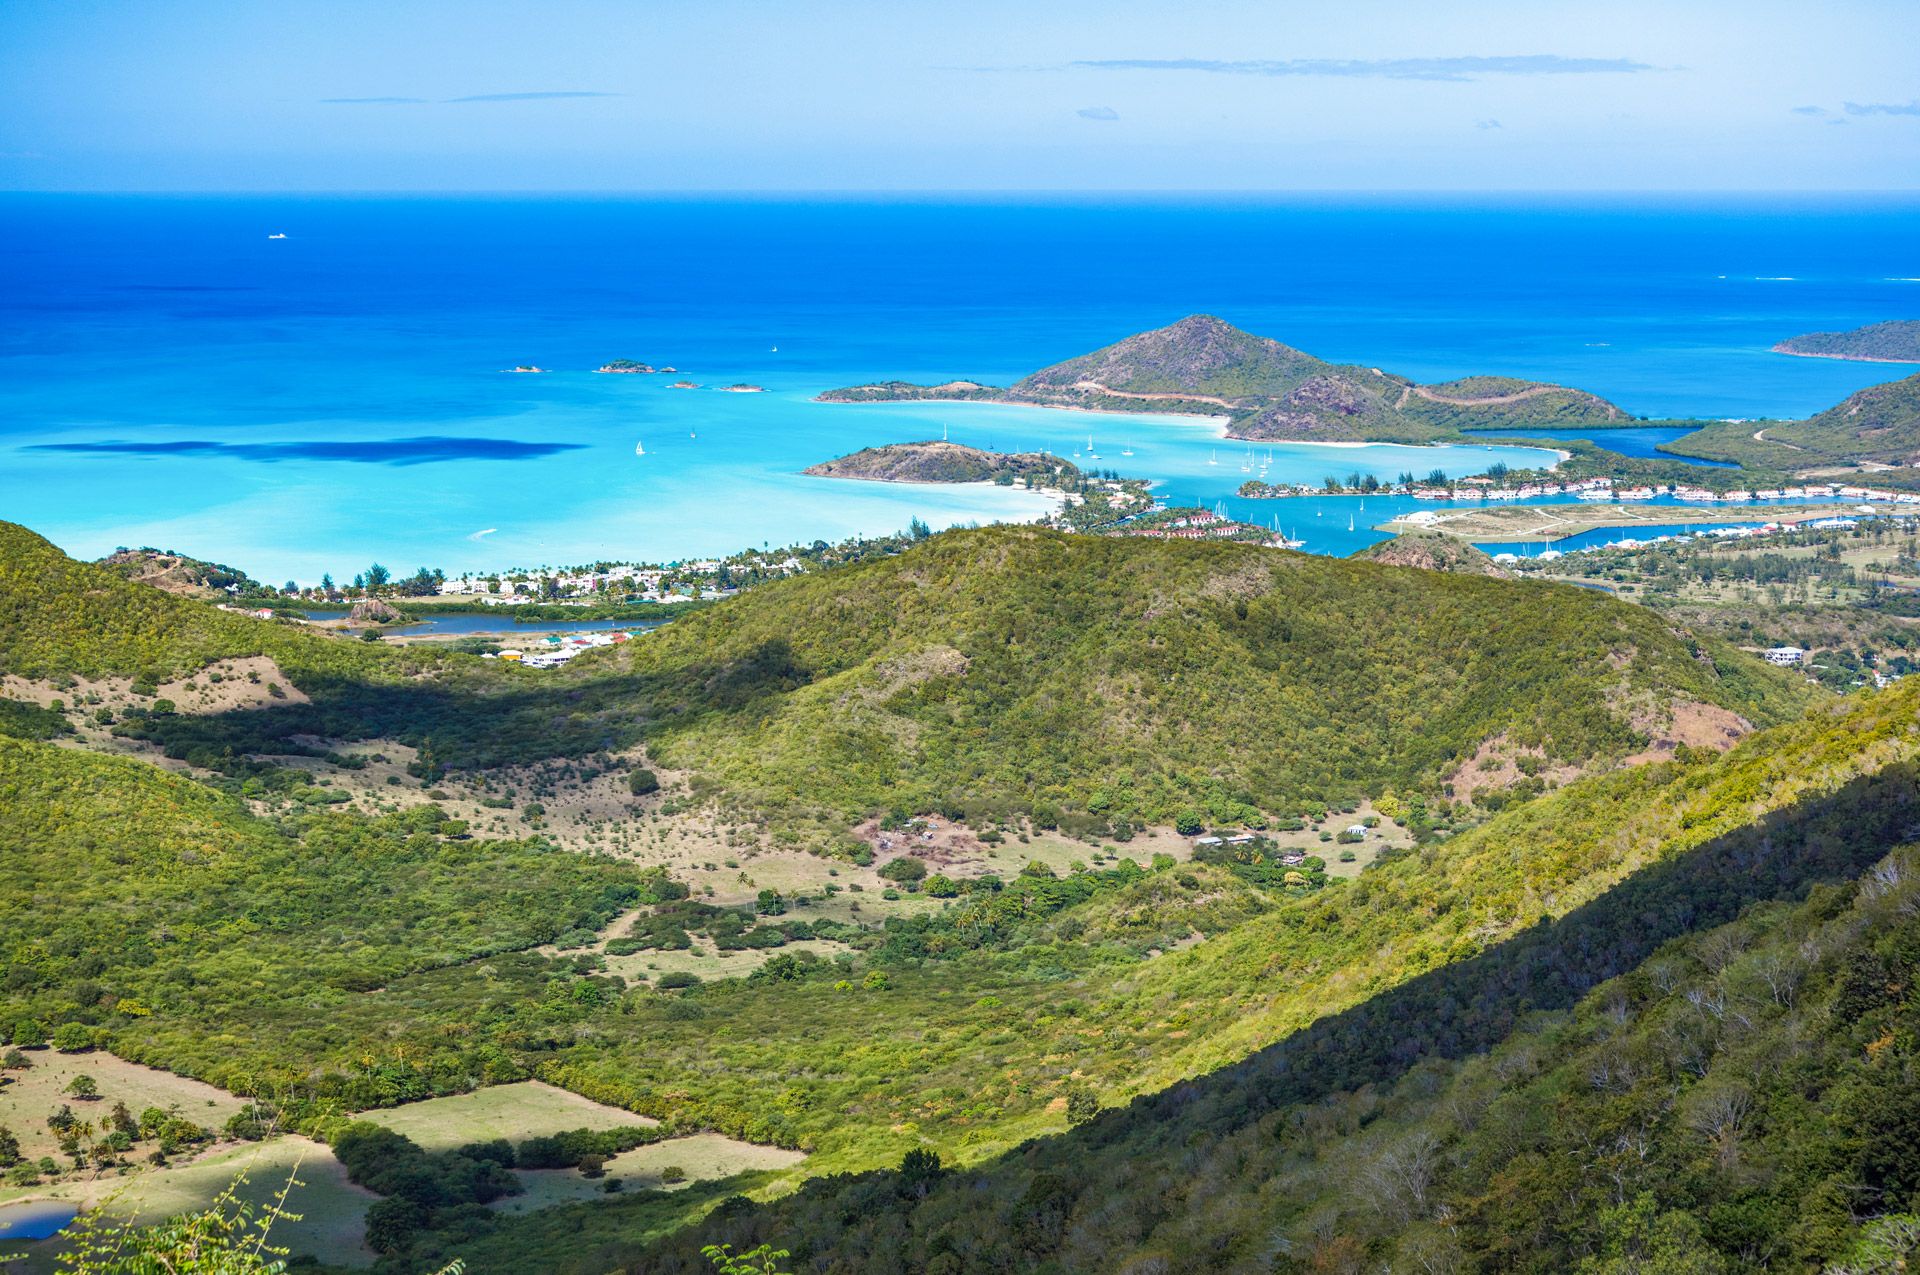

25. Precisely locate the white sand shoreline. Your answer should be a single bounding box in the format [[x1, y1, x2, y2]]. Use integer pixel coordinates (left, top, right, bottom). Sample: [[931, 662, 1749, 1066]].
[[823, 397, 1562, 463]]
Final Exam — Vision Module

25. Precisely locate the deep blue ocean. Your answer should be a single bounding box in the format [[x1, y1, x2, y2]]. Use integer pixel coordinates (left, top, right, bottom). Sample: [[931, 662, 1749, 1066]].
[[2, 194, 1916, 582]]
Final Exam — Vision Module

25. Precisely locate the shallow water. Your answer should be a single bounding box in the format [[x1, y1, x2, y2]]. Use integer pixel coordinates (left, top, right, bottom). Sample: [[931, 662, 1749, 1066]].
[[0, 1199, 78, 1242], [3, 194, 1915, 579], [1476, 522, 1769, 556], [1460, 425, 1739, 467]]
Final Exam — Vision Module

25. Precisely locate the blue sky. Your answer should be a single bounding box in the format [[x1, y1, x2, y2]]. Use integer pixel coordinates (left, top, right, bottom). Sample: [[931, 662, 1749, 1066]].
[[2, 0, 1916, 190]]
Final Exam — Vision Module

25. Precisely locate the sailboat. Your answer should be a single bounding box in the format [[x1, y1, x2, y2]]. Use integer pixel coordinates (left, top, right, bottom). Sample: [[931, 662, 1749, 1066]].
[[942, 423, 949, 442], [634, 441, 646, 456], [1121, 441, 1134, 456], [689, 430, 696, 440], [1348, 513, 1355, 531], [1208, 449, 1219, 466], [1087, 434, 1098, 459]]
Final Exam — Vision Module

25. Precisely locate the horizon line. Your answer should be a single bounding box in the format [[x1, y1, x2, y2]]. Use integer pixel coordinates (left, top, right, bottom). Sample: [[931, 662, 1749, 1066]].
[[5, 186, 1920, 198]]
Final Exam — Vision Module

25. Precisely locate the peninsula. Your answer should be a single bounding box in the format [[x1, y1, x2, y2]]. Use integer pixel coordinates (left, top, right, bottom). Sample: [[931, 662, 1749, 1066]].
[[818, 314, 1626, 444], [1773, 319, 1920, 364], [803, 440, 1075, 485]]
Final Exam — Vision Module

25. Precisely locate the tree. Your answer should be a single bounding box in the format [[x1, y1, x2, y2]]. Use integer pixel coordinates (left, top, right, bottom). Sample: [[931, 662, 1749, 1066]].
[[628, 768, 660, 796], [578, 1153, 607, 1179], [909, 517, 932, 541], [361, 1196, 426, 1255], [899, 1148, 943, 1197], [364, 563, 391, 593], [0, 1125, 19, 1167], [51, 1023, 92, 1053], [1174, 809, 1206, 836], [10, 1018, 47, 1048], [879, 856, 927, 884], [65, 1074, 99, 1100], [1066, 1085, 1099, 1125]]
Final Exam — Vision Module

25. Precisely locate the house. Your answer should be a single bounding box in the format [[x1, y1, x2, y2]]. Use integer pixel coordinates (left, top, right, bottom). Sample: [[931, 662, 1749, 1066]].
[[1345, 824, 1369, 838], [1192, 835, 1224, 847], [1279, 852, 1307, 867], [1764, 646, 1805, 667]]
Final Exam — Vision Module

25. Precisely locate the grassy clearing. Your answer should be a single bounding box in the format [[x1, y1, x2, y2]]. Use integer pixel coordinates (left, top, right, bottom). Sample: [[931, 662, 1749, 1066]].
[[0, 1136, 376, 1272], [357, 1080, 658, 1152], [0, 1050, 248, 1163], [495, 1134, 807, 1213]]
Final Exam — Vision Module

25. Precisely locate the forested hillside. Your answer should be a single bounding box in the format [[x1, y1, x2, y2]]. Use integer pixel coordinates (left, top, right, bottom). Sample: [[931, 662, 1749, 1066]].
[[1764, 371, 1920, 466], [0, 730, 650, 1104], [7, 517, 1910, 1275], [2, 521, 1805, 846], [627, 680, 1920, 1275]]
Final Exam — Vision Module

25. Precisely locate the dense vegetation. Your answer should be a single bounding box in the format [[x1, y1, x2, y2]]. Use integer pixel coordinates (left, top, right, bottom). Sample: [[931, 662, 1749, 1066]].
[[10, 513, 1920, 1273], [1, 521, 1804, 849], [1764, 371, 1920, 467], [645, 805, 1920, 1273], [352, 666, 1920, 1272], [1774, 318, 1920, 363], [616, 525, 1803, 845], [0, 730, 649, 1107]]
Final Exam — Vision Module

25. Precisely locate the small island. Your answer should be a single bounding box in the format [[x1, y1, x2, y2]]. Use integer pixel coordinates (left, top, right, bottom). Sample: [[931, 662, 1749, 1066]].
[[503, 364, 546, 374], [1773, 319, 1920, 364], [721, 383, 768, 393], [804, 440, 1074, 485], [596, 359, 656, 374], [668, 381, 698, 389], [816, 315, 1625, 445]]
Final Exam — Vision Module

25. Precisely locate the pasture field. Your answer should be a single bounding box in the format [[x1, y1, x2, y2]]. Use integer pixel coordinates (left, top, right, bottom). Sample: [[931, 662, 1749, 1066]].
[[0, 1136, 376, 1271], [0, 1050, 248, 1162], [357, 1080, 657, 1151], [496, 1134, 807, 1213]]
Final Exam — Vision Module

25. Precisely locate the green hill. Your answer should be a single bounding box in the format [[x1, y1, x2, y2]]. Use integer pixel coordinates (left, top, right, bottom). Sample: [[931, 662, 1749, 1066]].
[[1354, 528, 1510, 576], [1763, 370, 1920, 466], [5, 513, 1915, 1272], [3, 521, 1803, 845], [817, 316, 1632, 444], [1775, 318, 1920, 363], [0, 727, 649, 1105], [617, 525, 1803, 843], [613, 676, 1920, 1275]]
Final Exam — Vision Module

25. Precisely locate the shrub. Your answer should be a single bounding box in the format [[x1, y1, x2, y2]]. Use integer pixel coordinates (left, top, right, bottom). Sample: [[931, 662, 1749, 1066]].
[[661, 1164, 686, 1183], [878, 857, 926, 883], [656, 971, 701, 990], [51, 1023, 92, 1053], [628, 768, 660, 796]]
